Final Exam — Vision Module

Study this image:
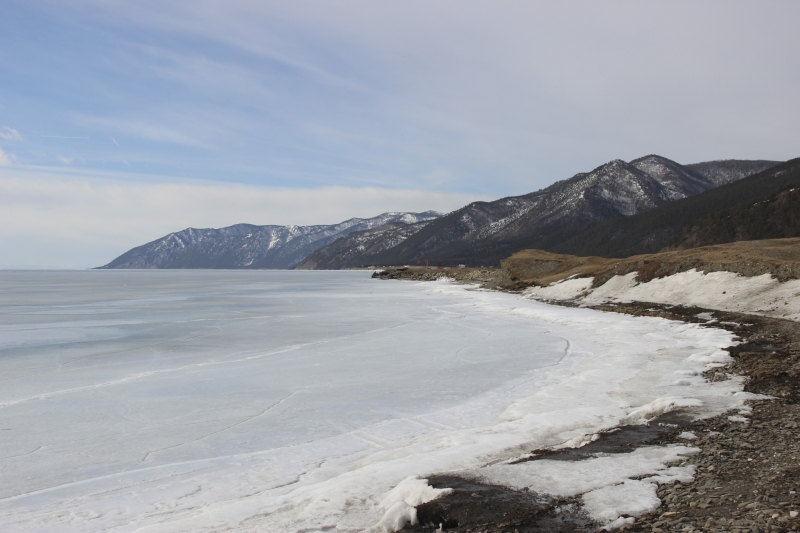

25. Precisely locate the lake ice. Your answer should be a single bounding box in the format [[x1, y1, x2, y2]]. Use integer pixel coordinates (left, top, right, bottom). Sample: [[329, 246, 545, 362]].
[[0, 270, 750, 531]]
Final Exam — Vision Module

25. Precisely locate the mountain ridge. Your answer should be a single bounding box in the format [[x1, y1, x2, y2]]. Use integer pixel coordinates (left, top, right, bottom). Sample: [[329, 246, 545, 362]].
[[99, 156, 780, 270], [98, 211, 442, 269], [520, 157, 800, 259], [297, 156, 779, 269]]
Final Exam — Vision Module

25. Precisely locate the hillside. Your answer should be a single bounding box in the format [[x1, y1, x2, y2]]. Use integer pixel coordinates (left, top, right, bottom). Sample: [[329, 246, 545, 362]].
[[523, 157, 800, 258], [297, 157, 778, 269], [667, 181, 800, 250]]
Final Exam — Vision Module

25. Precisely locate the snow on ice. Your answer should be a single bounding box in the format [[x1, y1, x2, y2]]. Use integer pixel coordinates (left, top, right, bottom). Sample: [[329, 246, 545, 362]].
[[0, 271, 763, 532]]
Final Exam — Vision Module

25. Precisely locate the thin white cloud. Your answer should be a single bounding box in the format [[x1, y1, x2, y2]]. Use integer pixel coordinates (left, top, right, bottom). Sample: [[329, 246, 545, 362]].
[[111, 137, 120, 146], [0, 127, 24, 141], [0, 168, 489, 268], [77, 116, 213, 149], [59, 1, 797, 191], [34, 135, 90, 139], [56, 155, 74, 165], [0, 148, 14, 166]]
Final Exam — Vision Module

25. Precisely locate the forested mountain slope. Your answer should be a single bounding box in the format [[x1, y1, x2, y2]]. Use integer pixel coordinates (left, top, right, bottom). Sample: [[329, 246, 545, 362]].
[[527, 158, 800, 258], [667, 179, 800, 251]]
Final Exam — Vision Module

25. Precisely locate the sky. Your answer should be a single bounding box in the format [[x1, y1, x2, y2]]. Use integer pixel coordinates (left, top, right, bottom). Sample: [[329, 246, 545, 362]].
[[1, 1, 799, 268]]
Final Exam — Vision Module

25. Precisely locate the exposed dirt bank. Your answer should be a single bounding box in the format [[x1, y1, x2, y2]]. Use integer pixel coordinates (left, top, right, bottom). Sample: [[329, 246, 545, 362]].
[[502, 237, 800, 288]]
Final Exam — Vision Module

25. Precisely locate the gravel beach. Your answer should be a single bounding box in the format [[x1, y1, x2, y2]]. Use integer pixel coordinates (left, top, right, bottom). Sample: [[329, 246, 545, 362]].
[[375, 267, 800, 532]]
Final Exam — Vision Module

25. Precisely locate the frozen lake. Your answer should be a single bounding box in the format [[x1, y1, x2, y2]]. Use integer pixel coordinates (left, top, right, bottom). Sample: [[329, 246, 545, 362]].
[[0, 270, 744, 532]]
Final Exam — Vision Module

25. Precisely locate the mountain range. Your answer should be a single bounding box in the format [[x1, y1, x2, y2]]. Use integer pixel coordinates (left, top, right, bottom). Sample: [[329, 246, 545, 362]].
[[99, 155, 779, 270], [536, 157, 800, 258], [295, 156, 777, 268], [98, 212, 442, 269]]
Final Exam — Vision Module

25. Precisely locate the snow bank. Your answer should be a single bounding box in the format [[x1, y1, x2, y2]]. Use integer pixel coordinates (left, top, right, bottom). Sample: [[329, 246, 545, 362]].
[[365, 476, 452, 532], [376, 476, 453, 509], [524, 269, 800, 321], [620, 397, 704, 425], [365, 502, 417, 533], [480, 445, 697, 498], [582, 479, 660, 524], [523, 276, 593, 300]]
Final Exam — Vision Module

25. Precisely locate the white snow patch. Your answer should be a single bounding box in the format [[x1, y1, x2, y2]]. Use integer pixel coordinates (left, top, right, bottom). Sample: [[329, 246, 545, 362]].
[[366, 476, 452, 533], [479, 445, 698, 498], [525, 269, 800, 322], [481, 446, 699, 528], [583, 479, 660, 523], [376, 476, 452, 511], [556, 432, 600, 449], [621, 397, 704, 425], [522, 277, 594, 300], [678, 431, 697, 440], [727, 415, 749, 423], [602, 516, 636, 530], [644, 465, 696, 484], [365, 502, 417, 533], [581, 272, 638, 305], [620, 270, 800, 321]]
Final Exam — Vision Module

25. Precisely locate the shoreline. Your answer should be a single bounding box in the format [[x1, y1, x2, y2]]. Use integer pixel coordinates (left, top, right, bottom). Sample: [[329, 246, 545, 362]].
[[373, 270, 800, 532]]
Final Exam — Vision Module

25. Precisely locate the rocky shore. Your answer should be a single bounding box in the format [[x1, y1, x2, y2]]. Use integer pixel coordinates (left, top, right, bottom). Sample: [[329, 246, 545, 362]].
[[370, 265, 505, 286], [373, 254, 800, 531], [594, 304, 800, 533]]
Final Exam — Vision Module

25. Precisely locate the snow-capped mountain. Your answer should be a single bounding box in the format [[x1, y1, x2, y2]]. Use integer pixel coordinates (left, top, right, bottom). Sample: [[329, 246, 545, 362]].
[[294, 222, 433, 270], [297, 156, 778, 269], [98, 212, 442, 269]]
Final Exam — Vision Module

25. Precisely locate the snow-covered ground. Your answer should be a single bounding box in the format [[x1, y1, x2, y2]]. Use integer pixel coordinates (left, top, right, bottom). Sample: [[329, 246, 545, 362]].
[[524, 269, 800, 322], [0, 271, 760, 532]]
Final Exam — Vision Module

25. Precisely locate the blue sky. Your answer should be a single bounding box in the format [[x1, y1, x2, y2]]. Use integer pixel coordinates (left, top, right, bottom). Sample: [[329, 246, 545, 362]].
[[1, 1, 799, 267]]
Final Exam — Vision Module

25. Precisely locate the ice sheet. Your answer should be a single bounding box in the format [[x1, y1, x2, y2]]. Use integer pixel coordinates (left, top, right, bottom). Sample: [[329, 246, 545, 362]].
[[0, 271, 755, 531]]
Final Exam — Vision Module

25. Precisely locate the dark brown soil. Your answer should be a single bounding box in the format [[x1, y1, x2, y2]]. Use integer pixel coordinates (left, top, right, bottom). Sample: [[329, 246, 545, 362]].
[[413, 476, 592, 532]]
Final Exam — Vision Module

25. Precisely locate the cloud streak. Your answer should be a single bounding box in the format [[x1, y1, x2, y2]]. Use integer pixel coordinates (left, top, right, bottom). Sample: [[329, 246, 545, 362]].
[[4, 1, 798, 193], [76, 116, 214, 149], [0, 127, 24, 141]]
